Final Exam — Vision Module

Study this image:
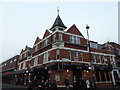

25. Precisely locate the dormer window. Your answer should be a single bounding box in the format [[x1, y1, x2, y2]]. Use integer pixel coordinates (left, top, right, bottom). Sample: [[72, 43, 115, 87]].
[[77, 37, 80, 44], [74, 36, 76, 43], [90, 42, 98, 49], [44, 39, 48, 46]]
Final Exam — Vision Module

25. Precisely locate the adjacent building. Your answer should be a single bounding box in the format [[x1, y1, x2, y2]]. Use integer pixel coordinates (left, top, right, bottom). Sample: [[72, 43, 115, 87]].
[[2, 55, 19, 83]]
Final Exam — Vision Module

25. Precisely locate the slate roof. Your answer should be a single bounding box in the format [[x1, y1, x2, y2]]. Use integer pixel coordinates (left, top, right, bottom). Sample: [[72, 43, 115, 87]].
[[50, 15, 67, 30]]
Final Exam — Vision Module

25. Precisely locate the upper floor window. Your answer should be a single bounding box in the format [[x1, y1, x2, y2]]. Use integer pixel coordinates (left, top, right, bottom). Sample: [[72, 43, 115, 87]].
[[116, 48, 120, 55], [44, 39, 48, 46], [53, 34, 56, 42], [74, 36, 77, 44], [98, 55, 101, 63], [34, 57, 38, 66], [56, 50, 60, 59], [35, 45, 38, 51], [77, 37, 80, 44], [90, 42, 98, 49], [14, 59, 17, 62], [74, 51, 78, 58], [59, 33, 62, 41], [68, 51, 71, 60], [10, 60, 13, 63], [43, 52, 49, 63], [80, 52, 83, 61], [70, 35, 73, 43]]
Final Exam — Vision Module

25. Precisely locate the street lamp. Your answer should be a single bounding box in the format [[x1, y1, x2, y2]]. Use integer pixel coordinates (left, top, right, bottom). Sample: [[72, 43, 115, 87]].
[[86, 24, 95, 89]]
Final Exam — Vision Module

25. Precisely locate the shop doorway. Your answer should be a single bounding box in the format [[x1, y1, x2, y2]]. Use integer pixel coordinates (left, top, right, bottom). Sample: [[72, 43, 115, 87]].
[[73, 70, 82, 83]]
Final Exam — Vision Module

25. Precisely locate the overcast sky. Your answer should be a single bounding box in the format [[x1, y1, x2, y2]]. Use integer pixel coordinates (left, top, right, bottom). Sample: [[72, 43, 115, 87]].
[[0, 0, 119, 63]]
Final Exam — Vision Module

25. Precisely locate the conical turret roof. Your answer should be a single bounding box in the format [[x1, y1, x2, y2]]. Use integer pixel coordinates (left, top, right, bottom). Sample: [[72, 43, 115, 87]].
[[50, 14, 67, 30]]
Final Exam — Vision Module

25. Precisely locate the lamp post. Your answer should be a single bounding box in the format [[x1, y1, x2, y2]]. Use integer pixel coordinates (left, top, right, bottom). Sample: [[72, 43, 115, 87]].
[[86, 24, 95, 89]]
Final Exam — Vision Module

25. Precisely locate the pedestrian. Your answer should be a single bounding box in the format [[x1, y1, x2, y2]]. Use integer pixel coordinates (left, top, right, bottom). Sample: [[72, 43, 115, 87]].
[[27, 80, 34, 90], [50, 79, 57, 90], [37, 80, 45, 90], [73, 80, 78, 90], [86, 78, 90, 90], [64, 77, 70, 90], [45, 79, 49, 90]]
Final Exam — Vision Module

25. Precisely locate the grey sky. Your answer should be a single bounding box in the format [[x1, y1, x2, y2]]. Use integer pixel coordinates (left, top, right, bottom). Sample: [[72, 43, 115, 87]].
[[0, 1, 118, 63]]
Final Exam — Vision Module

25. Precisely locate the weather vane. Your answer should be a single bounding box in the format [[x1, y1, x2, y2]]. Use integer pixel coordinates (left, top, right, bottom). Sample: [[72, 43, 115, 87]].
[[57, 7, 59, 15]]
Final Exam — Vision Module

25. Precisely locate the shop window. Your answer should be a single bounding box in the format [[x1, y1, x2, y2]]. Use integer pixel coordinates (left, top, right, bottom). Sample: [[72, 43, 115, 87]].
[[100, 71, 105, 81], [106, 72, 110, 81], [95, 71, 100, 82]]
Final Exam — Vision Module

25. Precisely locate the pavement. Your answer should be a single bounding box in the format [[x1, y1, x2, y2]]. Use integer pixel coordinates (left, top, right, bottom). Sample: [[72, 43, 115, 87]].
[[1, 83, 120, 90]]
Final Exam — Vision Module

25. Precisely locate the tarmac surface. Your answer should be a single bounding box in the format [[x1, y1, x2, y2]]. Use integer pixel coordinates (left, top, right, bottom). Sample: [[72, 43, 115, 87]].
[[1, 83, 120, 90]]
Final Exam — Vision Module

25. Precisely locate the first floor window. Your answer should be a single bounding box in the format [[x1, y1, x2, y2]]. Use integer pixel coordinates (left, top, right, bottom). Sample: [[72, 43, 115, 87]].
[[34, 57, 38, 66], [56, 50, 60, 59], [68, 51, 71, 60], [80, 52, 83, 61], [43, 53, 48, 63], [74, 51, 78, 58]]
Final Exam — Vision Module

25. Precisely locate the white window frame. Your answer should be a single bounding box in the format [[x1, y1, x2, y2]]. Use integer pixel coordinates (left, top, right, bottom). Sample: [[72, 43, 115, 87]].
[[53, 34, 56, 41], [34, 57, 38, 66], [43, 53, 48, 63], [77, 37, 80, 44], [74, 36, 77, 44], [23, 62, 26, 69], [68, 50, 71, 60], [98, 55, 101, 63], [74, 51, 78, 58], [56, 49, 60, 59], [59, 33, 62, 41], [80, 52, 83, 61]]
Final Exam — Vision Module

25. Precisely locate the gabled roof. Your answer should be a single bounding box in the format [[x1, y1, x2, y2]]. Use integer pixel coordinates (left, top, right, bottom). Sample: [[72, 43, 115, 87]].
[[43, 30, 51, 39], [66, 24, 84, 36], [20, 49, 24, 54], [34, 37, 41, 45], [50, 15, 67, 30]]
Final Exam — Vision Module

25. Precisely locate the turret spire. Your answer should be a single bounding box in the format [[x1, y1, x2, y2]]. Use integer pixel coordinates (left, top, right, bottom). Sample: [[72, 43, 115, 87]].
[[50, 8, 67, 31]]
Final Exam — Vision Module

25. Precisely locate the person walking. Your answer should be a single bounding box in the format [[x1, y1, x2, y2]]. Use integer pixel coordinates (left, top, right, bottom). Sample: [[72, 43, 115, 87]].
[[86, 78, 90, 90], [64, 77, 70, 90], [45, 80, 49, 90], [37, 80, 45, 90], [50, 79, 57, 90], [27, 80, 34, 90], [73, 80, 78, 90]]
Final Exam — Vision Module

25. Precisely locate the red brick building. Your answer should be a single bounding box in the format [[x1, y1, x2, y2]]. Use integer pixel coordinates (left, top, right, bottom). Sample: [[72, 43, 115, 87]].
[[107, 42, 120, 85], [2, 55, 19, 83], [17, 14, 115, 88]]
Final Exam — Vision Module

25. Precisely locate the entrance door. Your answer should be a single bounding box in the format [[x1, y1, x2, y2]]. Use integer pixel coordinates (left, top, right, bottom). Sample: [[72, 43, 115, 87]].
[[73, 70, 82, 83]]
